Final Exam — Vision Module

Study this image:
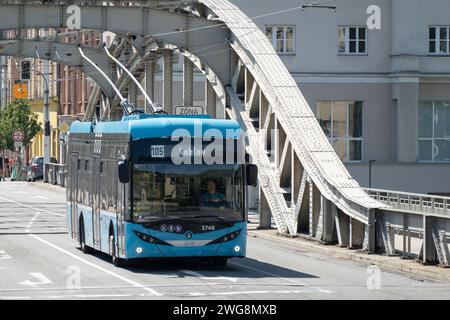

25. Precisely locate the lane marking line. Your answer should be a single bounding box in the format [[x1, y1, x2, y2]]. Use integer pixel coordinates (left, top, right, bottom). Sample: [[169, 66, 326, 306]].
[[179, 269, 238, 283], [19, 273, 53, 287], [229, 261, 332, 293], [32, 196, 49, 200], [0, 250, 12, 260], [26, 212, 41, 231], [183, 289, 327, 297], [48, 294, 133, 299], [0, 196, 64, 217], [229, 261, 302, 284], [29, 234, 162, 296]]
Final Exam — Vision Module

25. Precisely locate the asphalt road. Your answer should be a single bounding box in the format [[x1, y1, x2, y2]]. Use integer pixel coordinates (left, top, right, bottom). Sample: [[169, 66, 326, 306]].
[[0, 181, 450, 300]]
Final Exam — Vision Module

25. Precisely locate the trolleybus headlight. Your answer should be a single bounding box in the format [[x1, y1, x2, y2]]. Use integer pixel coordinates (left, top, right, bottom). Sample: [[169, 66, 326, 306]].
[[234, 245, 240, 252], [134, 230, 172, 246], [136, 247, 143, 254], [207, 229, 241, 245]]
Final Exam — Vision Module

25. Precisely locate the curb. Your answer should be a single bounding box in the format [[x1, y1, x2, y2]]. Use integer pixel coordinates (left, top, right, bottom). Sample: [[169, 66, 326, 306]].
[[29, 181, 66, 194], [248, 229, 450, 283]]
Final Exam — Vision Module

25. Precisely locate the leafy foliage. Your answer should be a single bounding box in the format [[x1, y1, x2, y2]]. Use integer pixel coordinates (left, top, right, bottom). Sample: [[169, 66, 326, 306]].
[[0, 99, 41, 150]]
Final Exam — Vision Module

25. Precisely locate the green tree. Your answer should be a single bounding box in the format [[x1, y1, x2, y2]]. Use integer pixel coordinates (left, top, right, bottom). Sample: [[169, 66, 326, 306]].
[[0, 99, 41, 151]]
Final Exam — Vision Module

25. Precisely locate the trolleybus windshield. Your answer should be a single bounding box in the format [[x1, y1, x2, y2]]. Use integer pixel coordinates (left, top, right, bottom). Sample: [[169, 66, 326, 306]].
[[132, 164, 244, 224]]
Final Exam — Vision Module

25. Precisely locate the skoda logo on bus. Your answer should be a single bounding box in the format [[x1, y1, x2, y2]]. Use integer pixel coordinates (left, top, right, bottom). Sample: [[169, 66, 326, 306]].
[[12, 129, 25, 142]]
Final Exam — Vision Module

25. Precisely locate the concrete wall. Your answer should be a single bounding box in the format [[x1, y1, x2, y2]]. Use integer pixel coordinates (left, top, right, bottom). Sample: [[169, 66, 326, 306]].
[[347, 163, 450, 194]]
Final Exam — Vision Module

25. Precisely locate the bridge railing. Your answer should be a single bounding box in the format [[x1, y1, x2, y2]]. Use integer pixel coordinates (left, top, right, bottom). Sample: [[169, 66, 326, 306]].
[[363, 188, 450, 267], [364, 188, 450, 217], [44, 163, 67, 188]]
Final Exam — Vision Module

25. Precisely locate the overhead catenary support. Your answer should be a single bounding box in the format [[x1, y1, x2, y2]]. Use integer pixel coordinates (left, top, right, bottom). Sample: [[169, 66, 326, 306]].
[[163, 49, 173, 113], [183, 56, 194, 106]]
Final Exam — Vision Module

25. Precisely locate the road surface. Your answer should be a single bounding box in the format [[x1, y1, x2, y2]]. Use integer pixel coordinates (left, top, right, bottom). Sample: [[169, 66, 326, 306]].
[[0, 181, 449, 300]]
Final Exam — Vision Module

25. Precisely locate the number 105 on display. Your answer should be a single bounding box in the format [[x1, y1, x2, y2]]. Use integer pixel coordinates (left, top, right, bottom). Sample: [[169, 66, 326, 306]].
[[151, 145, 165, 158]]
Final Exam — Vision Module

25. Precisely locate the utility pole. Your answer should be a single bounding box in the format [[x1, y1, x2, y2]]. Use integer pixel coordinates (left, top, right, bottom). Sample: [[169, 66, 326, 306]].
[[42, 30, 51, 178], [1, 56, 7, 109], [43, 62, 50, 173]]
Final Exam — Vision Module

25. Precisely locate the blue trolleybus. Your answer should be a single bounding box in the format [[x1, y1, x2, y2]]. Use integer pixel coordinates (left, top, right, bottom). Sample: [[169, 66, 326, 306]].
[[66, 113, 257, 267]]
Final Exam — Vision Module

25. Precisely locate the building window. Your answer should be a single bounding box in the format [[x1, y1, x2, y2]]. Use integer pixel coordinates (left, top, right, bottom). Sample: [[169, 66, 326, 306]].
[[418, 101, 450, 162], [265, 26, 295, 54], [338, 26, 367, 54], [429, 26, 450, 54], [317, 101, 363, 162]]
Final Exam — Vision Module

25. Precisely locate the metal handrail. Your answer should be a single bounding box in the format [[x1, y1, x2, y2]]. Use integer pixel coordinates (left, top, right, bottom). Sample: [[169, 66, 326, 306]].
[[364, 188, 450, 216]]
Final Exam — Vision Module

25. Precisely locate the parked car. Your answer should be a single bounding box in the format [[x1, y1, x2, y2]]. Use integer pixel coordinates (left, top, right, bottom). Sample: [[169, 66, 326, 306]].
[[26, 156, 58, 182]]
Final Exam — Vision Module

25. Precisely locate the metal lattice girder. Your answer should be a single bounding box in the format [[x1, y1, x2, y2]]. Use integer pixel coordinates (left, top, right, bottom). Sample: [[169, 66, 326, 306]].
[[0, 39, 116, 98], [0, 2, 231, 84], [200, 0, 384, 236]]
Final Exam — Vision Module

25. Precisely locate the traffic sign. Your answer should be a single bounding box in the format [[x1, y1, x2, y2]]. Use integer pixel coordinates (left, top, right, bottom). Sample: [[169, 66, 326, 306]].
[[175, 106, 204, 116], [58, 122, 70, 134], [13, 83, 28, 99], [12, 129, 25, 142]]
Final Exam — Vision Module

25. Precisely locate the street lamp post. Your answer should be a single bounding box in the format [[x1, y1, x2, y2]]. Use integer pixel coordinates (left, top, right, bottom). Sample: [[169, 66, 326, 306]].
[[368, 160, 376, 189]]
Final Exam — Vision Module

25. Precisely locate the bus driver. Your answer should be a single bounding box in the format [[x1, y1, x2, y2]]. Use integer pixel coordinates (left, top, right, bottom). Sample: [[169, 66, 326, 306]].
[[201, 180, 225, 207]]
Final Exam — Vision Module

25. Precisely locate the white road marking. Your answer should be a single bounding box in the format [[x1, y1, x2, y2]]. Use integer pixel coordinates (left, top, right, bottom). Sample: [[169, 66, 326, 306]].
[[26, 212, 41, 231], [230, 261, 332, 294], [180, 269, 238, 283], [0, 296, 31, 300], [19, 273, 53, 287], [48, 294, 133, 299], [32, 196, 49, 200], [17, 191, 28, 194], [0, 195, 64, 217], [0, 250, 12, 260], [184, 289, 328, 297], [29, 234, 162, 296], [1, 288, 329, 300]]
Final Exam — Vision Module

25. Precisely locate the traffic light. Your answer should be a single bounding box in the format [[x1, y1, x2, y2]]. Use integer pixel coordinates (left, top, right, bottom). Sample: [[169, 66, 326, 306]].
[[44, 121, 51, 136], [20, 60, 31, 81]]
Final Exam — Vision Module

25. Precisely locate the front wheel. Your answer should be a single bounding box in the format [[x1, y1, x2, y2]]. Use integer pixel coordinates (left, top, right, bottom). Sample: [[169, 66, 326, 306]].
[[212, 258, 228, 267]]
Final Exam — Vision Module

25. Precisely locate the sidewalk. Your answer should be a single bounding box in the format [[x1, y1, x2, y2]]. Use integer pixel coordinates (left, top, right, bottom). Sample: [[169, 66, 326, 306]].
[[29, 181, 66, 194], [247, 226, 450, 283]]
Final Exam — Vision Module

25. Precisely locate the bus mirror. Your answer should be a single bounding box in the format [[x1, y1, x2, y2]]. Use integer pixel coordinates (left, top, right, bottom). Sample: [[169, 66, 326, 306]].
[[246, 164, 258, 186], [118, 161, 130, 184]]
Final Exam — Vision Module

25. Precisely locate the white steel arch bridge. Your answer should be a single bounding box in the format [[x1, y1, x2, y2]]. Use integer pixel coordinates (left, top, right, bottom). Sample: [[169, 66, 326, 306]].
[[0, 0, 448, 267]]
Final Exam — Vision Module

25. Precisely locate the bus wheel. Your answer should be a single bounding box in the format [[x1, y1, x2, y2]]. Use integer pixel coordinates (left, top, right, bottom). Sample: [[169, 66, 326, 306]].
[[109, 235, 124, 267], [212, 258, 228, 267], [79, 221, 91, 254]]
